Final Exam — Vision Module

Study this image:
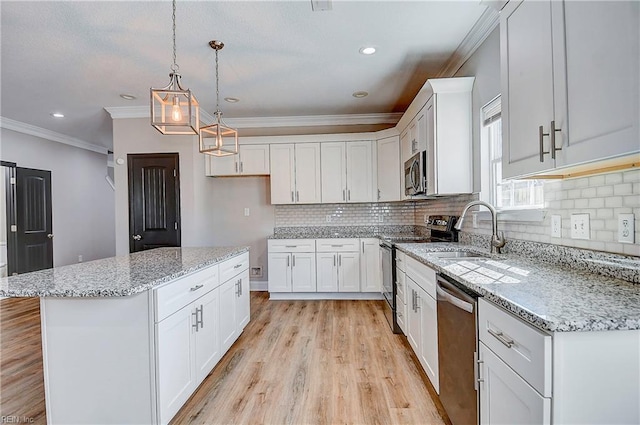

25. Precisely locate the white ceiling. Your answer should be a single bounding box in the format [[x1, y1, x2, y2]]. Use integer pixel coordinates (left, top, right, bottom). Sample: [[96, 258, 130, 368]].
[[1, 1, 489, 151]]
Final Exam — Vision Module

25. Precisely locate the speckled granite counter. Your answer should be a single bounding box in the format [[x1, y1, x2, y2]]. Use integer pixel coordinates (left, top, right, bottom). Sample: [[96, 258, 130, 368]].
[[396, 242, 640, 333], [270, 225, 426, 239], [0, 246, 248, 297]]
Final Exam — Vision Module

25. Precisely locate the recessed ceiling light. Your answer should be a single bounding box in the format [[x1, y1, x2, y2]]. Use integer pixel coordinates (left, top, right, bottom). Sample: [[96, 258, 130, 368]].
[[359, 47, 376, 55], [120, 94, 136, 100], [51, 112, 65, 118], [224, 97, 240, 103], [352, 91, 369, 98]]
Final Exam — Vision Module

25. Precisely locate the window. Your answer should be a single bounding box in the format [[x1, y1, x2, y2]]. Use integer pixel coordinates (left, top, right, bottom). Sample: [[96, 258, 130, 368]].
[[481, 96, 544, 210]]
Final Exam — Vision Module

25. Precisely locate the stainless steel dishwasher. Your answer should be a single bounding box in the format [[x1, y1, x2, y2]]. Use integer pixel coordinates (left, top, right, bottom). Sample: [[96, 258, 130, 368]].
[[436, 273, 479, 425]]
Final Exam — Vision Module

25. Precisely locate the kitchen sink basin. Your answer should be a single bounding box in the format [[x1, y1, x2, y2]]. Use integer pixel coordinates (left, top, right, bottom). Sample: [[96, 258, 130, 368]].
[[429, 251, 488, 259]]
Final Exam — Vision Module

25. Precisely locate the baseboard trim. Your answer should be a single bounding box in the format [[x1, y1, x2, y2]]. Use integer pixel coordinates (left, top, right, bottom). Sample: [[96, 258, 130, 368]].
[[249, 280, 268, 292], [268, 292, 384, 301]]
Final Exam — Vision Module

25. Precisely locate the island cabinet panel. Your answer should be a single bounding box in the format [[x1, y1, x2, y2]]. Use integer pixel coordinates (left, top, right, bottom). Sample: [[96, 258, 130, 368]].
[[39, 249, 250, 425]]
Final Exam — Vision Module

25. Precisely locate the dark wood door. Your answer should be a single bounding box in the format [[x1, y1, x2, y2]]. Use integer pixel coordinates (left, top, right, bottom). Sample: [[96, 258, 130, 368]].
[[15, 167, 53, 274], [128, 153, 181, 253]]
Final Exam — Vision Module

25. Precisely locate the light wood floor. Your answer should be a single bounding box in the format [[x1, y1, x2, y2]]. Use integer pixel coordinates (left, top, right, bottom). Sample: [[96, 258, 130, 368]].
[[0, 293, 448, 425]]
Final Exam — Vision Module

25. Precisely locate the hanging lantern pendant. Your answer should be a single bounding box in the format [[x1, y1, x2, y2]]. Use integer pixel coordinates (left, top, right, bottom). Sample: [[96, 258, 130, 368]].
[[199, 40, 238, 156], [150, 0, 200, 135]]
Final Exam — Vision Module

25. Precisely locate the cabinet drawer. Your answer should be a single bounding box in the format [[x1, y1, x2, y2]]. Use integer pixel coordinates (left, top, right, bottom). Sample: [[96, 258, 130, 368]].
[[478, 299, 552, 397], [268, 239, 316, 253], [395, 250, 406, 271], [219, 252, 249, 283], [406, 255, 436, 299], [316, 238, 359, 252], [395, 268, 406, 301], [155, 265, 219, 322]]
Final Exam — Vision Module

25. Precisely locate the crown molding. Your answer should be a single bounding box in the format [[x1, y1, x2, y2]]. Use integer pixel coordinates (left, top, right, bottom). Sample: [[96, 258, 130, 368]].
[[0, 116, 108, 155], [436, 6, 500, 78], [104, 106, 401, 128]]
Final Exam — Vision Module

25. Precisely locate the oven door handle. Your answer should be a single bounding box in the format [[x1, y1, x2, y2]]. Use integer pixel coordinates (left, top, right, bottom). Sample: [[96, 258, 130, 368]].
[[436, 283, 474, 314]]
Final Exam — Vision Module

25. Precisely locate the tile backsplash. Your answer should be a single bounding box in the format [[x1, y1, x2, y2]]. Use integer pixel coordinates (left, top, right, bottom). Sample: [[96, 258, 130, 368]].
[[273, 169, 639, 256]]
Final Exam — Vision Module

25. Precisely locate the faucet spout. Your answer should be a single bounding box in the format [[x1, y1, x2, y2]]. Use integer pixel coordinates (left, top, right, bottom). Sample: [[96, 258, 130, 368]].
[[454, 200, 506, 254]]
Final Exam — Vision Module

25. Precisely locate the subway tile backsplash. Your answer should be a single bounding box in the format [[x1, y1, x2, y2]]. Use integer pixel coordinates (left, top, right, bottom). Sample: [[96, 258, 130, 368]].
[[273, 169, 639, 256]]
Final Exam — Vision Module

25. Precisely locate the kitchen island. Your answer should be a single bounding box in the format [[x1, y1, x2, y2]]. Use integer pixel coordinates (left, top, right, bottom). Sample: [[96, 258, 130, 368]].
[[0, 247, 250, 425]]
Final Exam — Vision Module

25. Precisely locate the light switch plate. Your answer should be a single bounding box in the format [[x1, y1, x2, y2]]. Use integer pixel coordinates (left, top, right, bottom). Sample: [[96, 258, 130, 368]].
[[244, 208, 250, 217], [551, 215, 562, 238], [570, 213, 590, 239], [618, 213, 635, 244]]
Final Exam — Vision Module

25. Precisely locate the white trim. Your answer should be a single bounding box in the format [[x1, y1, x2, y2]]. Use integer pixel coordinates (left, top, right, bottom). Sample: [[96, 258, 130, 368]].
[[268, 292, 384, 301], [249, 280, 268, 292], [0, 116, 108, 155], [105, 175, 115, 191], [104, 106, 402, 129], [476, 209, 547, 223], [436, 7, 501, 78]]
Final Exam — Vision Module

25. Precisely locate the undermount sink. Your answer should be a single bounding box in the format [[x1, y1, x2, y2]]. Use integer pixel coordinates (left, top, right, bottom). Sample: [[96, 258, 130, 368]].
[[429, 251, 488, 259]]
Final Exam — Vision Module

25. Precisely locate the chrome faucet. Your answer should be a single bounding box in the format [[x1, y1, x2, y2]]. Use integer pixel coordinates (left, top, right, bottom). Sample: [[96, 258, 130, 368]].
[[454, 200, 507, 254]]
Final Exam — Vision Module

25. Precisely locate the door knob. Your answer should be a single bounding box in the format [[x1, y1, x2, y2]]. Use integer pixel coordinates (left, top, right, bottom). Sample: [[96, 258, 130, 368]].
[[47, 234, 54, 239], [132, 234, 142, 241]]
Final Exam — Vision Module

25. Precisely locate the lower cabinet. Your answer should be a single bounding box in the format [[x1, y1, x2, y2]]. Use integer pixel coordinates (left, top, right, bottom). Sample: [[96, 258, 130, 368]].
[[268, 239, 317, 293], [479, 343, 551, 425], [316, 251, 360, 292], [360, 238, 381, 292]]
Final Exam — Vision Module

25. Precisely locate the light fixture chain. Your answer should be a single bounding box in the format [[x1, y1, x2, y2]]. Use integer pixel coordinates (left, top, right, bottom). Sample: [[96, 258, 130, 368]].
[[215, 48, 220, 113], [171, 0, 178, 72]]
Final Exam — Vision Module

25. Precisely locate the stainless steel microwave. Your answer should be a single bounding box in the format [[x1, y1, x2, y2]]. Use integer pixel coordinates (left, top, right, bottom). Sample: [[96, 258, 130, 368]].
[[404, 151, 427, 196]]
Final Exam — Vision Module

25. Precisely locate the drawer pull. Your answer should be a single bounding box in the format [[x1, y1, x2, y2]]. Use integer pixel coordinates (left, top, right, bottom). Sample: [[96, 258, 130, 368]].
[[488, 328, 515, 348], [331, 245, 344, 247], [190, 284, 204, 292], [233, 263, 242, 269], [285, 245, 298, 248]]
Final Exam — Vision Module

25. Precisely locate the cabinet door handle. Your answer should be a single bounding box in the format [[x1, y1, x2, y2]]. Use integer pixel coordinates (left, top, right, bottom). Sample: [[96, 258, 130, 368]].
[[296, 191, 300, 202], [377, 189, 381, 200], [347, 189, 351, 201], [192, 310, 199, 331], [291, 191, 295, 202], [234, 263, 242, 269], [487, 328, 515, 348], [550, 120, 562, 160], [343, 189, 346, 201], [240, 162, 244, 173], [198, 305, 204, 329], [415, 293, 420, 310], [292, 255, 296, 267], [338, 254, 342, 267], [362, 241, 365, 253], [333, 254, 336, 266], [287, 255, 290, 267], [538, 125, 550, 162], [190, 284, 204, 292], [237, 279, 242, 296], [235, 162, 238, 173]]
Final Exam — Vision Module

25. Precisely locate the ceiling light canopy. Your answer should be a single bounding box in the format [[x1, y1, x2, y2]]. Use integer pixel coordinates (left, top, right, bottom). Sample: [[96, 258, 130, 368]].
[[199, 40, 239, 157], [224, 97, 240, 103], [359, 46, 376, 55], [352, 91, 369, 98], [120, 94, 136, 100], [51, 112, 64, 118], [150, 0, 200, 136]]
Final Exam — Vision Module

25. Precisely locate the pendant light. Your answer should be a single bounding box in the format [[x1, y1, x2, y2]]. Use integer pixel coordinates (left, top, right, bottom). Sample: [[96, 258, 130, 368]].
[[199, 40, 238, 157], [150, 0, 199, 135]]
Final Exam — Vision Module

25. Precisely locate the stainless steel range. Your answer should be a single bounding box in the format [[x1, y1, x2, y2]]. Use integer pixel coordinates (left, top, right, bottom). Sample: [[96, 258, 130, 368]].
[[379, 215, 459, 333]]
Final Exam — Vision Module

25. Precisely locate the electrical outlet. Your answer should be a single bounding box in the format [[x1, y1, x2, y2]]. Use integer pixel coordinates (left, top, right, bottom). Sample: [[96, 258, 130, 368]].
[[78, 255, 83, 263], [570, 213, 590, 239], [244, 208, 250, 217], [326, 215, 332, 223], [551, 215, 562, 238], [250, 266, 263, 278], [618, 213, 635, 244]]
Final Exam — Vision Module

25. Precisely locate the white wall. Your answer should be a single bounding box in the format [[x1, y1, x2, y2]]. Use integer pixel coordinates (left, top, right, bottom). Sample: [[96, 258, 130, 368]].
[[112, 118, 274, 279], [0, 128, 115, 267]]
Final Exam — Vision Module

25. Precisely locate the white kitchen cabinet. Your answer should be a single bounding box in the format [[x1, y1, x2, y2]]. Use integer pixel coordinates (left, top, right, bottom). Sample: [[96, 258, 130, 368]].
[[270, 143, 321, 204], [235, 269, 250, 331], [424, 78, 474, 196], [405, 257, 439, 392], [194, 287, 221, 383], [395, 265, 407, 335], [408, 106, 427, 155], [320, 141, 374, 203], [479, 343, 551, 425], [218, 253, 250, 354], [501, 0, 639, 178], [268, 239, 317, 293], [376, 136, 401, 202], [400, 129, 412, 165], [218, 276, 238, 353], [205, 144, 270, 176], [156, 301, 197, 424], [316, 252, 339, 292], [316, 239, 360, 292], [360, 239, 381, 292]]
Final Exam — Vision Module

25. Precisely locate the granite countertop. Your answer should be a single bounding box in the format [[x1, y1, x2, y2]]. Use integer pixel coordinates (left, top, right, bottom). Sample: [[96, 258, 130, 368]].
[[396, 242, 640, 333], [0, 246, 248, 298]]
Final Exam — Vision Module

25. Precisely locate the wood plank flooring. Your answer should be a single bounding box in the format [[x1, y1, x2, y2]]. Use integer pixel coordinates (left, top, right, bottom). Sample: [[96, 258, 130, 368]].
[[0, 293, 448, 425], [171, 293, 447, 425], [0, 297, 46, 424]]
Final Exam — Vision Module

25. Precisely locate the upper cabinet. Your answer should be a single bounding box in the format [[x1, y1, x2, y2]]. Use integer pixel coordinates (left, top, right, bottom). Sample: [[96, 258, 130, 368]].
[[270, 143, 321, 204], [205, 145, 270, 177], [376, 136, 401, 202], [400, 106, 427, 165], [425, 77, 475, 196], [501, 0, 640, 179], [320, 141, 374, 203]]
